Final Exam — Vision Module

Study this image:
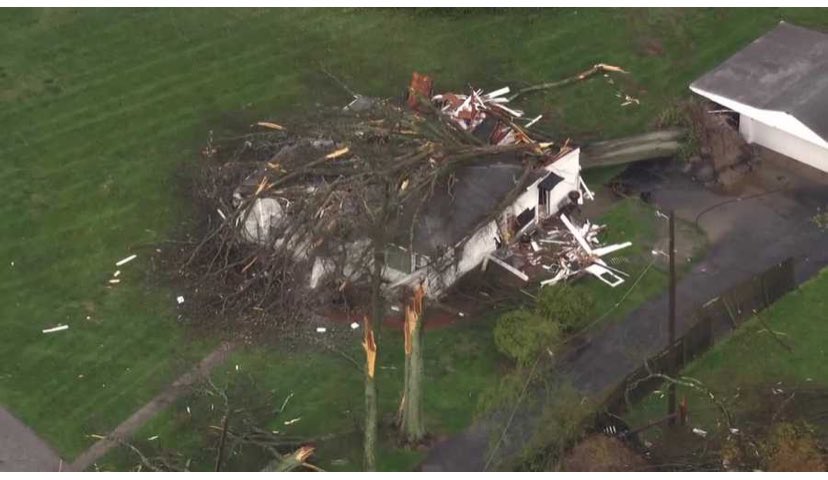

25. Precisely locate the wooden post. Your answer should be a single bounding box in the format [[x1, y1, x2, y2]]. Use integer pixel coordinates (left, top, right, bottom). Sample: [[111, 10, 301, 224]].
[[667, 210, 677, 425]]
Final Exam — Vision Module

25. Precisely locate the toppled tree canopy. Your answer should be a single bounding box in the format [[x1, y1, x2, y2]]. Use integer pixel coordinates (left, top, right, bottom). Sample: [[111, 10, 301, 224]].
[[170, 87, 570, 342]]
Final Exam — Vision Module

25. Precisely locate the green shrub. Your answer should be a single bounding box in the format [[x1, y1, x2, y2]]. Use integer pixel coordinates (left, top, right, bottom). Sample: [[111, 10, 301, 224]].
[[535, 284, 593, 333], [494, 309, 561, 366]]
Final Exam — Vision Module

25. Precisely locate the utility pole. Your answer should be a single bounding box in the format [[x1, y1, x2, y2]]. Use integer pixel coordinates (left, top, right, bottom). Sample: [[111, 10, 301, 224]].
[[667, 209, 677, 424]]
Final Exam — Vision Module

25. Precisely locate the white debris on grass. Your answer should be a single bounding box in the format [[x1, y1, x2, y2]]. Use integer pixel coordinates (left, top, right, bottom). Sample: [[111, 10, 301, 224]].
[[284, 417, 302, 426], [43, 325, 69, 334], [113, 270, 121, 277], [316, 327, 327, 333], [115, 254, 137, 267], [692, 428, 708, 438], [147, 435, 159, 441], [176, 295, 185, 304], [350, 322, 359, 330]]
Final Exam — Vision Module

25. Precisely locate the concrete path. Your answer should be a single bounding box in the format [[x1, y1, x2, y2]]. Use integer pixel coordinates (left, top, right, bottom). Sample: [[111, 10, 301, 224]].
[[0, 408, 63, 472], [69, 342, 234, 471], [0, 341, 234, 472], [421, 158, 828, 471]]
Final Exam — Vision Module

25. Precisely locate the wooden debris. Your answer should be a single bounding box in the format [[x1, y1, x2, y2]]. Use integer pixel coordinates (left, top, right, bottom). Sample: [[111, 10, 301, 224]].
[[256, 121, 285, 130], [324, 147, 349, 160], [115, 254, 137, 266], [43, 325, 69, 334], [362, 315, 377, 378]]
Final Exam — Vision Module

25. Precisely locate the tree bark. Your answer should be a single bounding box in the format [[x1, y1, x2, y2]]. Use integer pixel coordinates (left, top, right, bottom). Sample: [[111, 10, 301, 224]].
[[363, 244, 384, 471], [398, 283, 426, 444]]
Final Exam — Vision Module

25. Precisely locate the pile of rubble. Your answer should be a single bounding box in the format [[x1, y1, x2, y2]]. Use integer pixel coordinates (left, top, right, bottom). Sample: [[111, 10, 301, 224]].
[[489, 213, 633, 289]]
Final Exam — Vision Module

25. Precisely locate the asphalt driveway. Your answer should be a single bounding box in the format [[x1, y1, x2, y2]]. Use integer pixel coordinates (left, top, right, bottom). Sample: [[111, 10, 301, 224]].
[[421, 154, 828, 471]]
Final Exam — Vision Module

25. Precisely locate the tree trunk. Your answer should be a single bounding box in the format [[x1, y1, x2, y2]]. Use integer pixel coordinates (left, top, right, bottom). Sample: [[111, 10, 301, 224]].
[[362, 245, 384, 471], [398, 283, 426, 444]]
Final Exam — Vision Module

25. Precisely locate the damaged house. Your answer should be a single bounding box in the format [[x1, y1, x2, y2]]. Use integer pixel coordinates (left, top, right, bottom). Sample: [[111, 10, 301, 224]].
[[382, 146, 586, 296], [691, 21, 828, 174], [233, 79, 591, 299]]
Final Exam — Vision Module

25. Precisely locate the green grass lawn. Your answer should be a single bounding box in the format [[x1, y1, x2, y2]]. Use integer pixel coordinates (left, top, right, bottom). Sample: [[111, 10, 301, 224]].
[[560, 197, 706, 334], [625, 267, 828, 443], [95, 316, 502, 472], [3, 7, 828, 464]]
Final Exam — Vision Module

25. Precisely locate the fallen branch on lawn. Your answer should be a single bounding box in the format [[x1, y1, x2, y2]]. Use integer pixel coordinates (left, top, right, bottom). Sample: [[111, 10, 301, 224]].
[[625, 362, 735, 429], [507, 63, 628, 102]]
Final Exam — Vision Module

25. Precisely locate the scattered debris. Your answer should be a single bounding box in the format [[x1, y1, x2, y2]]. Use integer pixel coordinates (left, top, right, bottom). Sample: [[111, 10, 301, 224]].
[[324, 146, 349, 160], [115, 254, 137, 267], [108, 279, 120, 284], [316, 327, 327, 333], [283, 417, 302, 426], [176, 295, 185, 305], [113, 270, 121, 278], [350, 322, 359, 330], [147, 435, 159, 441], [42, 325, 69, 334], [256, 121, 285, 131], [692, 427, 708, 438]]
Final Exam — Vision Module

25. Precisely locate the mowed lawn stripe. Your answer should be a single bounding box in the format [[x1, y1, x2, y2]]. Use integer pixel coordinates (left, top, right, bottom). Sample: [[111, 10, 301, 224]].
[[0, 13, 315, 126], [0, 9, 273, 117], [0, 18, 329, 150]]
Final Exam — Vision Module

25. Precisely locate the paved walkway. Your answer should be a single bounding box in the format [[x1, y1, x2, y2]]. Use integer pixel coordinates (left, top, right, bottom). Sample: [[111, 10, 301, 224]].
[[69, 342, 234, 471], [0, 342, 233, 472], [0, 408, 63, 472], [421, 159, 828, 471]]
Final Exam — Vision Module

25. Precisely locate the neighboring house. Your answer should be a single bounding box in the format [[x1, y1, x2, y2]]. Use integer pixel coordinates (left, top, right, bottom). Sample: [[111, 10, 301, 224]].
[[690, 21, 828, 174], [383, 147, 585, 297]]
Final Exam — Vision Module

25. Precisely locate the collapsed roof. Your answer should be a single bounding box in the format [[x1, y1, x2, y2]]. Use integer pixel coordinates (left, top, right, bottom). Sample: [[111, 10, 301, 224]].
[[690, 21, 828, 142], [395, 153, 546, 256]]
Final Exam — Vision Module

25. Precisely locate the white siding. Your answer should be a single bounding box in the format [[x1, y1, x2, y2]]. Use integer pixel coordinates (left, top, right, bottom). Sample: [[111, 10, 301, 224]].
[[384, 148, 583, 297], [740, 115, 828, 173]]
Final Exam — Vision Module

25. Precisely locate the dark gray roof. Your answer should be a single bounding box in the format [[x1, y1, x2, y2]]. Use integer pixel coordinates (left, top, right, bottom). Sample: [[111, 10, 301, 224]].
[[690, 21, 828, 141], [395, 153, 544, 256]]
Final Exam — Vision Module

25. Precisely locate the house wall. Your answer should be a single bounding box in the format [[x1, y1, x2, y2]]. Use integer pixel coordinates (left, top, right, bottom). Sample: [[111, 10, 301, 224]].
[[740, 115, 828, 173], [385, 148, 583, 297]]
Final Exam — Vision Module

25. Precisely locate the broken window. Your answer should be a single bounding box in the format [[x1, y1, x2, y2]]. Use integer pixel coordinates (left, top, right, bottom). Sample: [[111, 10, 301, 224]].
[[515, 207, 536, 232]]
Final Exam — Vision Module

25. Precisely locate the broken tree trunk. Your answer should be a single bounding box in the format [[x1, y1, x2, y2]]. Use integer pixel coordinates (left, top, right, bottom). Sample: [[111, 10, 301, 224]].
[[398, 283, 426, 444], [363, 241, 385, 471], [580, 129, 686, 170]]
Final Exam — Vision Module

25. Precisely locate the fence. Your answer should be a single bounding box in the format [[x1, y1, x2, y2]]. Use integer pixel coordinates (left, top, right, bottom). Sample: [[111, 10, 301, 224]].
[[603, 257, 796, 413]]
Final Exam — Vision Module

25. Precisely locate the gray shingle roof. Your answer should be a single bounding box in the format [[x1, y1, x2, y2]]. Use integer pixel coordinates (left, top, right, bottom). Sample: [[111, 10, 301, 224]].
[[690, 21, 828, 141]]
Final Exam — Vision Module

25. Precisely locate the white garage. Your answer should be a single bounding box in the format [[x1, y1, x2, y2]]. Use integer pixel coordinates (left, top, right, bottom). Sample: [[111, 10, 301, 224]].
[[690, 21, 828, 174]]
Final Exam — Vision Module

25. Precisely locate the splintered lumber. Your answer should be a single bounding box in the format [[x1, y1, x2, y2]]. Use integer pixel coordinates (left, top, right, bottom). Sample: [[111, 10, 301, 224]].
[[115, 254, 137, 266], [256, 121, 285, 130], [485, 254, 529, 282], [362, 315, 377, 378], [325, 147, 349, 160], [261, 445, 315, 472], [43, 325, 69, 334], [580, 129, 686, 169]]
